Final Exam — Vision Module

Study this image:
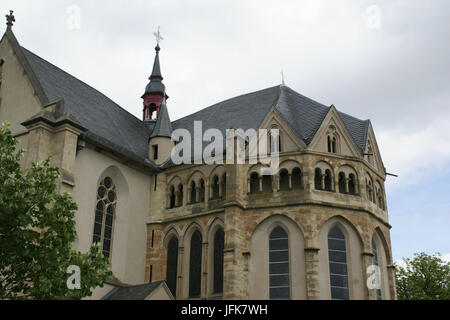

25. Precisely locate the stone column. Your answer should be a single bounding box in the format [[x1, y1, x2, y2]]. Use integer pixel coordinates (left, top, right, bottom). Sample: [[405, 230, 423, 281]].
[[258, 177, 263, 192], [345, 178, 349, 193], [288, 174, 293, 189], [195, 187, 201, 202], [304, 247, 320, 299], [387, 265, 397, 300]]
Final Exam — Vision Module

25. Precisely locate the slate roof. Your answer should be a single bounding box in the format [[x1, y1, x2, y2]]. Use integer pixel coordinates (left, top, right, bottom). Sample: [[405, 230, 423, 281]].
[[172, 85, 370, 152], [20, 46, 155, 168], [102, 281, 169, 300], [150, 97, 173, 138], [5, 29, 370, 171]]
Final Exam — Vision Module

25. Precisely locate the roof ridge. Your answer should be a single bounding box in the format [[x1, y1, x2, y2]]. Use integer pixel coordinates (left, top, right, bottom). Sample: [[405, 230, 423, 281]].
[[172, 85, 280, 124], [20, 46, 145, 126]]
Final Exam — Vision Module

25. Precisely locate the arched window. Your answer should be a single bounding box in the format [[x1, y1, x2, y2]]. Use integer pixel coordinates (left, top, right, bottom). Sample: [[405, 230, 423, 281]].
[[250, 173, 259, 194], [221, 174, 227, 199], [190, 181, 197, 204], [279, 169, 289, 191], [93, 177, 116, 259], [327, 136, 332, 153], [269, 226, 290, 300], [213, 228, 225, 294], [212, 175, 220, 199], [324, 169, 333, 191], [166, 237, 179, 297], [292, 168, 302, 189], [338, 172, 346, 194], [366, 177, 374, 202], [199, 179, 205, 202], [262, 175, 273, 193], [177, 184, 183, 207], [332, 137, 337, 153], [314, 168, 322, 190], [328, 226, 349, 300], [169, 186, 176, 209], [348, 174, 357, 195], [372, 237, 382, 300], [189, 231, 203, 298]]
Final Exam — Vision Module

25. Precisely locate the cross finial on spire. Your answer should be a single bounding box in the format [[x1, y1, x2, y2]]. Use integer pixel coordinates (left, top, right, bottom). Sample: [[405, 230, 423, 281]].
[[280, 70, 286, 86], [153, 26, 163, 51], [6, 10, 15, 28]]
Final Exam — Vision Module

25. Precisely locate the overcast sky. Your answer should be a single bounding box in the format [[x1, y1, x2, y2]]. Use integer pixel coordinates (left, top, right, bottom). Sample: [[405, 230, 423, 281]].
[[1, 0, 449, 262]]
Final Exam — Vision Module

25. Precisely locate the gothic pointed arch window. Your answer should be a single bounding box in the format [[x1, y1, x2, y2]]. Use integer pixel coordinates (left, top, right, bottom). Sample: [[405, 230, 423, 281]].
[[213, 228, 225, 294], [177, 184, 183, 207], [372, 237, 382, 300], [328, 226, 349, 300], [166, 237, 179, 297], [93, 177, 116, 260], [189, 230, 203, 298], [269, 226, 290, 300]]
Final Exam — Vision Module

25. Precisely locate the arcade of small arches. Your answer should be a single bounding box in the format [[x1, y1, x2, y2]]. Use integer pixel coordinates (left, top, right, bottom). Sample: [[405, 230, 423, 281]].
[[165, 161, 387, 211]]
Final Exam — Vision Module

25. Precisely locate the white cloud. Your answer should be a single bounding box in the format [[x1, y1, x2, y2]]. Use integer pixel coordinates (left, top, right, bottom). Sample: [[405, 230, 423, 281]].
[[378, 113, 450, 191]]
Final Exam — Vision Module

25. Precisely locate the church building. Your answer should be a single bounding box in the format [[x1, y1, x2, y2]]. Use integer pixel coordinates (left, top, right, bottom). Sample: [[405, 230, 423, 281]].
[[0, 12, 396, 300]]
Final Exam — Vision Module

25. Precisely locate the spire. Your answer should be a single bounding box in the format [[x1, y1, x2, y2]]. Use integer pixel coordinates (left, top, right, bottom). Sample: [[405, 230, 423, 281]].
[[142, 27, 168, 121], [6, 10, 15, 29], [150, 94, 173, 138]]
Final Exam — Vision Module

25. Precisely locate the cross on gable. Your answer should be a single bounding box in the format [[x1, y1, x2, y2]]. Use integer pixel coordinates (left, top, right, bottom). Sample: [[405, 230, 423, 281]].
[[6, 10, 15, 28]]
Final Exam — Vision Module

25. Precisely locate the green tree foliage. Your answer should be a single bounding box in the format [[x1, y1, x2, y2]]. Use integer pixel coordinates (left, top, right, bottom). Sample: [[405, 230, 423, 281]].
[[0, 123, 112, 299], [395, 252, 450, 300]]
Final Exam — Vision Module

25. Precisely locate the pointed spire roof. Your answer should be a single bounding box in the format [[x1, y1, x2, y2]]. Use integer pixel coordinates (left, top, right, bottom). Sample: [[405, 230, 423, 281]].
[[150, 95, 173, 138], [143, 42, 167, 98]]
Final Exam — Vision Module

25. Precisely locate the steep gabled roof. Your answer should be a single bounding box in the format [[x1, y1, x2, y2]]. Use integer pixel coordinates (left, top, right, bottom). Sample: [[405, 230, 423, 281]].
[[172, 85, 370, 153], [6, 28, 369, 170], [18, 46, 155, 168]]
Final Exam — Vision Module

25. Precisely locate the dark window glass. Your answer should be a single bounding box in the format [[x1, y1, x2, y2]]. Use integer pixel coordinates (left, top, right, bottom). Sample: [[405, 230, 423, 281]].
[[169, 186, 176, 208], [262, 175, 272, 193], [348, 174, 356, 195], [314, 168, 322, 190], [98, 186, 106, 199], [328, 226, 349, 300], [279, 170, 289, 191], [269, 226, 290, 300], [166, 238, 178, 297], [325, 170, 333, 191], [199, 179, 205, 202], [104, 177, 112, 189], [250, 173, 259, 194], [212, 176, 220, 199], [92, 177, 116, 260], [292, 168, 302, 189], [190, 181, 196, 203], [213, 229, 225, 294], [338, 172, 346, 193], [189, 231, 202, 298]]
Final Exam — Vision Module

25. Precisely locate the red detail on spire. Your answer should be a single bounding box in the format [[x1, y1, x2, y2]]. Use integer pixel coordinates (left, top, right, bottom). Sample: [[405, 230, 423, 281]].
[[142, 92, 165, 120]]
